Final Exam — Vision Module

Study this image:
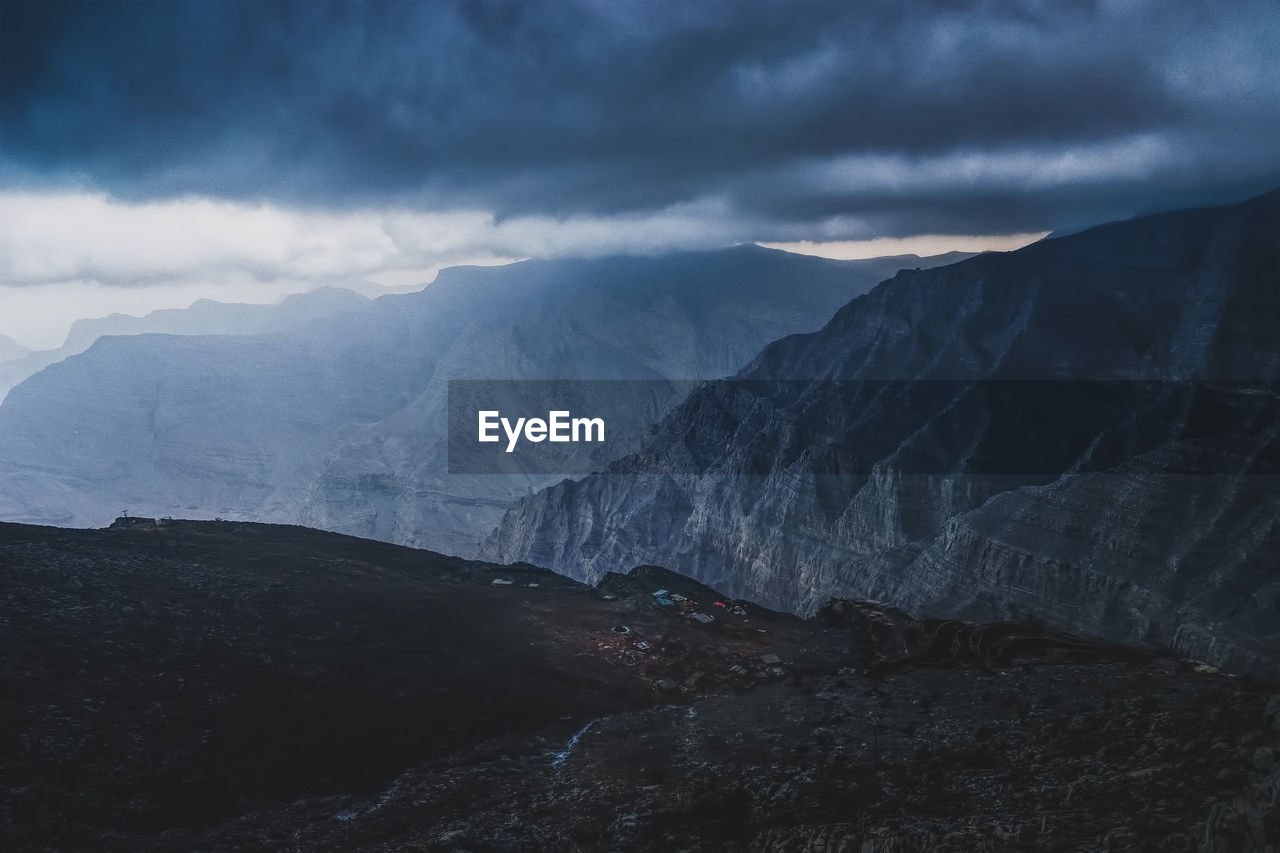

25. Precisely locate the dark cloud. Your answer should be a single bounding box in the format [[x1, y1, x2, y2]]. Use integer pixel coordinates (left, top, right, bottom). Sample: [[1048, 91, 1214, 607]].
[[1, 0, 1278, 236]]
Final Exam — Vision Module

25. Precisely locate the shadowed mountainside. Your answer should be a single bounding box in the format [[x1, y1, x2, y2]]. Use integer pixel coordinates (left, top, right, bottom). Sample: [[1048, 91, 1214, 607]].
[[485, 190, 1280, 678]]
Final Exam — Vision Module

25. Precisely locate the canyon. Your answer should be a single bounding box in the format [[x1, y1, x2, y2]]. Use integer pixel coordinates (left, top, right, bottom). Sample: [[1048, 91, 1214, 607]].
[[485, 191, 1280, 678]]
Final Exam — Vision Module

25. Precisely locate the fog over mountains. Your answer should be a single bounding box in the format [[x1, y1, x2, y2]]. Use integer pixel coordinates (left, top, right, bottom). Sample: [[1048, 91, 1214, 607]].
[[485, 190, 1280, 677], [0, 247, 960, 556], [0, 334, 30, 364], [0, 286, 370, 402], [4, 194, 1277, 678]]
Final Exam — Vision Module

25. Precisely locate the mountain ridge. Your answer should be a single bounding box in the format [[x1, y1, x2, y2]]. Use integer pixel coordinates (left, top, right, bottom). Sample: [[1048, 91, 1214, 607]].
[[0, 246, 967, 555], [484, 189, 1280, 677], [0, 286, 370, 402]]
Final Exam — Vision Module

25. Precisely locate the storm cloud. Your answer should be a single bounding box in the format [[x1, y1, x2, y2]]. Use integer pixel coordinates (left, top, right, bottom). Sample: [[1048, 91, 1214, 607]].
[[3, 0, 1278, 239]]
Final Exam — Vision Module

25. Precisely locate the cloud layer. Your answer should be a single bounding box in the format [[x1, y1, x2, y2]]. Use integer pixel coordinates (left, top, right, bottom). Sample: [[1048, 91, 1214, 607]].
[[0, 192, 780, 289], [3, 0, 1279, 238]]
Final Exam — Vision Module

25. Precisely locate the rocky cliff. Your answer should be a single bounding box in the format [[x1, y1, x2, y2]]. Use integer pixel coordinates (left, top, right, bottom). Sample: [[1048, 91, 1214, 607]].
[[485, 190, 1280, 677]]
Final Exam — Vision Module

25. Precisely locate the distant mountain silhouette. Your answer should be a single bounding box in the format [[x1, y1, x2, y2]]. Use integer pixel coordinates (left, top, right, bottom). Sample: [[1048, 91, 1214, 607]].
[[0, 286, 369, 401], [0, 247, 963, 554], [0, 333, 30, 365]]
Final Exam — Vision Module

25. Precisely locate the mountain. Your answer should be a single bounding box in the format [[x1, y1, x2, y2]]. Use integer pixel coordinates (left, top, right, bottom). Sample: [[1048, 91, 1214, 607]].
[[484, 190, 1280, 677], [60, 286, 371, 351], [0, 248, 964, 554], [0, 286, 369, 402], [0, 333, 30, 364], [2, 518, 1272, 851]]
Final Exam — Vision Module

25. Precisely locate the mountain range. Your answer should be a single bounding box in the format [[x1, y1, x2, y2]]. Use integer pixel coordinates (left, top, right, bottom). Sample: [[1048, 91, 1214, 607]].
[[3, 193, 1277, 676], [0, 248, 961, 555], [485, 190, 1280, 677], [0, 286, 370, 402]]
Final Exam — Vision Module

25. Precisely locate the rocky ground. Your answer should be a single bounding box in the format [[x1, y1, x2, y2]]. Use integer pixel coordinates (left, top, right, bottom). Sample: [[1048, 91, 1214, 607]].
[[1, 519, 1276, 851]]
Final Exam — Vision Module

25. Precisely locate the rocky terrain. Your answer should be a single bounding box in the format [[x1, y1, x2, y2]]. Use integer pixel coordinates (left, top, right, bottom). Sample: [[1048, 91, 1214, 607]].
[[0, 519, 1276, 851], [485, 190, 1280, 678], [0, 247, 963, 554]]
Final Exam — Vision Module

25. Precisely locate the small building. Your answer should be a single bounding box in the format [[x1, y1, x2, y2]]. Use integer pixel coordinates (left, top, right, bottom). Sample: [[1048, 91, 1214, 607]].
[[655, 597, 674, 606], [491, 578, 514, 586], [759, 653, 782, 665], [651, 589, 669, 598], [691, 613, 715, 625]]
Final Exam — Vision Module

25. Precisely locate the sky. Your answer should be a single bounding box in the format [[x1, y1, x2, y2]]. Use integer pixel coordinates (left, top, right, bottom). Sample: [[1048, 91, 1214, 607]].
[[1, 0, 1279, 349]]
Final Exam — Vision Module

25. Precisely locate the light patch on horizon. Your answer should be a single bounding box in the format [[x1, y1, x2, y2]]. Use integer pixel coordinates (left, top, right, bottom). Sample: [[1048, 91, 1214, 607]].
[[363, 257, 522, 289], [0, 280, 333, 351], [0, 192, 740, 349], [0, 192, 763, 292], [759, 232, 1049, 260]]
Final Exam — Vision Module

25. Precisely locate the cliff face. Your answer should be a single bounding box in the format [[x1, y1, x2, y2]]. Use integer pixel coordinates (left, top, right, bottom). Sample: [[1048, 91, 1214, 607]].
[[484, 190, 1280, 676], [0, 247, 944, 555]]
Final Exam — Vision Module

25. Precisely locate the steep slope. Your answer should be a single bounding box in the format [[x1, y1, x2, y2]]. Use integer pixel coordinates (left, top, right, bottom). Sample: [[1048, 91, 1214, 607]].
[[485, 190, 1280, 676], [0, 286, 369, 401], [298, 248, 947, 556], [0, 248, 958, 554]]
